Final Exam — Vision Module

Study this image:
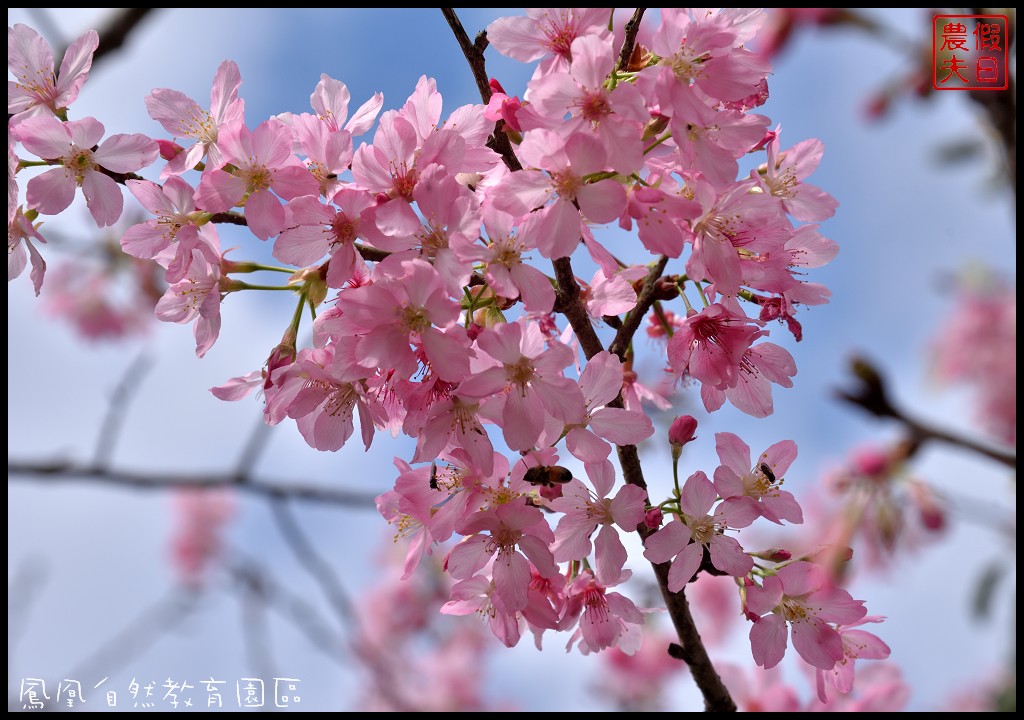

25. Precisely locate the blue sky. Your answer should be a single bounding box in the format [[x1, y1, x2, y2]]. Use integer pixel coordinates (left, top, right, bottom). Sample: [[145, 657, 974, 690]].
[[8, 8, 1016, 712]]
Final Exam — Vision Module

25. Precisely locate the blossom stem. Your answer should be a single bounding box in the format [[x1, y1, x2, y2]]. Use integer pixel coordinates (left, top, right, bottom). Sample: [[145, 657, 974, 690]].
[[643, 132, 673, 155], [231, 283, 297, 292], [652, 302, 675, 339]]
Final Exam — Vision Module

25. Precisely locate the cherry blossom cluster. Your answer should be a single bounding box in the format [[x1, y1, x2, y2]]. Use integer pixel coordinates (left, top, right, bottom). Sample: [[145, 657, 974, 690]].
[[8, 8, 884, 701]]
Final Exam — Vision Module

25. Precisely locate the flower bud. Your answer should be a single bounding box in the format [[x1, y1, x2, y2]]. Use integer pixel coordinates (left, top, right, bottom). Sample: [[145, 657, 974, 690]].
[[669, 415, 698, 460], [643, 507, 663, 530], [750, 547, 792, 562], [156, 138, 184, 161]]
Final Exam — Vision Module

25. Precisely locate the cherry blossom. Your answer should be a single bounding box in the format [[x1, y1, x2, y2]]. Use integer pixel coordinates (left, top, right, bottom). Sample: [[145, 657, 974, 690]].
[[145, 60, 245, 175], [745, 561, 867, 670], [8, 24, 98, 121], [18, 115, 158, 227], [643, 470, 755, 590]]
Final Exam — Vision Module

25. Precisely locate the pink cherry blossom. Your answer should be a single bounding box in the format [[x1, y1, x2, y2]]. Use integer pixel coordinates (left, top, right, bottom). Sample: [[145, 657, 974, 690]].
[[18, 115, 158, 227], [8, 206, 47, 294], [718, 663, 803, 712], [549, 460, 647, 584], [145, 60, 245, 175], [489, 129, 626, 259], [700, 340, 797, 417], [8, 24, 98, 120], [620, 184, 702, 259], [170, 487, 233, 587], [375, 460, 453, 579], [483, 78, 522, 133], [458, 319, 583, 452], [756, 134, 838, 222], [526, 35, 648, 174], [643, 470, 755, 591], [278, 345, 387, 452], [42, 259, 157, 341], [685, 179, 792, 296], [621, 367, 673, 414], [154, 249, 223, 357], [667, 303, 760, 389], [582, 268, 638, 318], [274, 188, 374, 288], [335, 257, 470, 383], [441, 574, 523, 648], [563, 570, 646, 655], [195, 119, 319, 240], [597, 630, 686, 711], [453, 206, 554, 313], [814, 616, 891, 703], [445, 499, 559, 613], [486, 8, 611, 77], [745, 561, 867, 670], [564, 351, 654, 463], [648, 9, 770, 103], [713, 432, 802, 525], [408, 391, 494, 477], [122, 176, 220, 283]]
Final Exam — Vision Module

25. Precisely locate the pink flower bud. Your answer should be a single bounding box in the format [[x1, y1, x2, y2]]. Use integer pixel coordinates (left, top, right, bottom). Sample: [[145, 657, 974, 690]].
[[156, 138, 184, 161], [643, 507, 664, 530], [751, 547, 792, 562], [669, 415, 698, 460]]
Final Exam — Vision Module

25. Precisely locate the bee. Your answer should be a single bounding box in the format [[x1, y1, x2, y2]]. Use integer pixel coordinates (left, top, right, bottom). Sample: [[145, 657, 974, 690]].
[[758, 462, 776, 483], [429, 462, 439, 490], [523, 465, 573, 488]]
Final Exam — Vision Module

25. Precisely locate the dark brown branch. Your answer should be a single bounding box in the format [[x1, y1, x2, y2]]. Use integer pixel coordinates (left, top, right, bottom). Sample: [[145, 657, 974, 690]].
[[555, 254, 735, 711], [443, 12, 735, 710], [609, 256, 669, 360], [553, 256, 606, 359], [441, 8, 493, 105], [8, 460, 379, 507], [615, 8, 646, 72], [88, 9, 156, 68], [50, 10, 156, 71], [836, 356, 1016, 470], [440, 8, 523, 172]]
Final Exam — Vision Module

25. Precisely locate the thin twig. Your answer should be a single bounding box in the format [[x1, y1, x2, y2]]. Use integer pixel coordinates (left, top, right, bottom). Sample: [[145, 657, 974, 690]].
[[226, 553, 347, 665], [63, 586, 197, 683], [233, 419, 273, 484], [609, 257, 669, 360], [92, 352, 153, 469], [836, 356, 1016, 470], [268, 499, 418, 711], [8, 461, 379, 508], [269, 499, 357, 627]]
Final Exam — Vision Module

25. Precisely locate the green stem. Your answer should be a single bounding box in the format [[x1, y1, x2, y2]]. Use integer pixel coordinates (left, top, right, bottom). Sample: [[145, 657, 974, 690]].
[[644, 131, 673, 155], [233, 282, 297, 292]]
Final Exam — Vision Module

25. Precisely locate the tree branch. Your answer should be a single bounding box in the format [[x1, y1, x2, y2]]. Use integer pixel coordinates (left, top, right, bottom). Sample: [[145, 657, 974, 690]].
[[440, 8, 523, 172], [615, 8, 646, 72], [836, 356, 1016, 470], [442, 11, 736, 710], [609, 256, 669, 360], [553, 256, 605, 359], [92, 352, 153, 469], [8, 460, 379, 508]]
